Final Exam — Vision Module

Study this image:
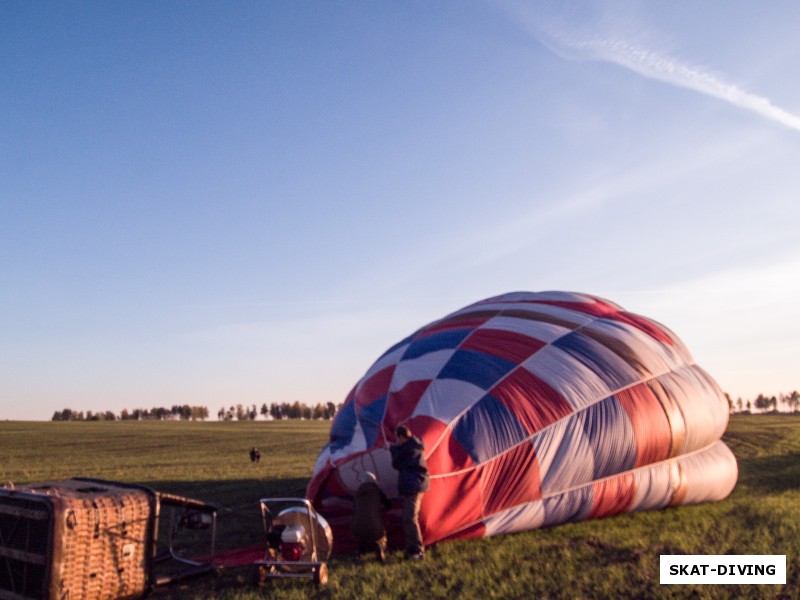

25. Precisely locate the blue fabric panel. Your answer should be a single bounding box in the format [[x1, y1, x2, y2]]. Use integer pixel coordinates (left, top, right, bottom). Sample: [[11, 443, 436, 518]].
[[632, 464, 673, 512], [379, 334, 415, 360], [438, 349, 516, 390], [581, 396, 637, 480], [553, 331, 639, 392], [452, 393, 529, 464], [402, 329, 472, 360], [534, 418, 594, 494], [329, 400, 357, 451], [542, 487, 594, 527], [357, 395, 387, 448]]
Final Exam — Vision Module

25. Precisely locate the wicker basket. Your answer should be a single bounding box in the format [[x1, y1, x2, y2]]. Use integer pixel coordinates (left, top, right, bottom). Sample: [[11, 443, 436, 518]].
[[0, 479, 158, 600]]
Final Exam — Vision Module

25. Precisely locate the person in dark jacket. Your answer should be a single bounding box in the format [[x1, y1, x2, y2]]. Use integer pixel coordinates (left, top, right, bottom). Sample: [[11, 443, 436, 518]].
[[350, 471, 391, 562], [390, 425, 429, 560]]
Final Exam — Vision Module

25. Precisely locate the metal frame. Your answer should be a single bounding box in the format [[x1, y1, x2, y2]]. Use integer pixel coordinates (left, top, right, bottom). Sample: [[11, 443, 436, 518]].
[[150, 491, 219, 587], [255, 497, 328, 586]]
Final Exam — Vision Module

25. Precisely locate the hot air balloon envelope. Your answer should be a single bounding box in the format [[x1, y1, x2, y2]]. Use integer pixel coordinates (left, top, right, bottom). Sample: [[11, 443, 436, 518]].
[[307, 292, 737, 550]]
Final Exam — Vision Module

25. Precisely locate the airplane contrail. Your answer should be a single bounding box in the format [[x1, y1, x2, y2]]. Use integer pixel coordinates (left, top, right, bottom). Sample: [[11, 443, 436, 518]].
[[504, 0, 800, 134], [578, 38, 800, 132]]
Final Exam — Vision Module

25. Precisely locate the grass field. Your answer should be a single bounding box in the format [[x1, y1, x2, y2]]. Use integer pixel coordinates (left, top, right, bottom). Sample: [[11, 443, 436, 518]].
[[2, 415, 798, 599]]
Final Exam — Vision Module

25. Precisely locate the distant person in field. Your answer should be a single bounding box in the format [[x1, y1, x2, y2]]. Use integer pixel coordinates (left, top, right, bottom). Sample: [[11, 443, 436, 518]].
[[249, 447, 261, 463], [390, 425, 429, 560], [350, 471, 391, 562]]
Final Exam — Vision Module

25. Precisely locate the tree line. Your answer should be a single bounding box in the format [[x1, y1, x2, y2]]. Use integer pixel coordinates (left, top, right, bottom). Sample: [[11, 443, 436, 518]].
[[216, 402, 339, 421], [48, 390, 800, 422], [51, 405, 211, 421], [51, 402, 340, 422], [729, 390, 800, 414]]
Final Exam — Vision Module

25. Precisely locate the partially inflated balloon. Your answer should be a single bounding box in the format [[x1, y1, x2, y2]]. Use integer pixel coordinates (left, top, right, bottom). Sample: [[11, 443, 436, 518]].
[[307, 292, 737, 548]]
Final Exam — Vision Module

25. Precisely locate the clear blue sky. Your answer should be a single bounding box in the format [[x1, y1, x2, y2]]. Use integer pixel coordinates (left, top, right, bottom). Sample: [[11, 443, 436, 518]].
[[2, 1, 798, 420]]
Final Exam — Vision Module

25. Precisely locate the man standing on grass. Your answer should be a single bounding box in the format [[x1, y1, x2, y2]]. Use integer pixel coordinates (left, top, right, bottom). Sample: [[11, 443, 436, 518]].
[[390, 425, 429, 560]]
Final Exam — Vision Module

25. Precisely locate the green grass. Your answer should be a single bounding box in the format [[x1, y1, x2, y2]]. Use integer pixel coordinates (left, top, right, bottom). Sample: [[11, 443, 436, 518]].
[[2, 416, 799, 599]]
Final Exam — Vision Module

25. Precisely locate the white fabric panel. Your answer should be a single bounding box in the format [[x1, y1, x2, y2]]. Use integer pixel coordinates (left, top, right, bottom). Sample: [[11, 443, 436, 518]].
[[329, 419, 367, 463], [675, 441, 738, 504], [335, 448, 398, 497], [631, 463, 674, 512], [412, 379, 487, 423], [661, 367, 727, 454], [478, 315, 572, 344], [482, 500, 546, 536], [310, 446, 332, 479], [358, 342, 408, 390], [691, 366, 730, 437], [523, 345, 613, 410], [533, 418, 595, 495], [642, 315, 693, 362], [389, 349, 455, 393]]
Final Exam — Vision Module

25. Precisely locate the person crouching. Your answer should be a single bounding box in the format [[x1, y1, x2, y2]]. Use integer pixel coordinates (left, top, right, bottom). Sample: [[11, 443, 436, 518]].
[[350, 471, 391, 562]]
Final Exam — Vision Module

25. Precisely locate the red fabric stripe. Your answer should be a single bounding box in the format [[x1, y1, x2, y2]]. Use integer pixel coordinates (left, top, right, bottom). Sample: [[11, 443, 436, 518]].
[[381, 380, 431, 442], [461, 328, 545, 364], [418, 316, 491, 336], [479, 442, 542, 515], [536, 298, 618, 318], [435, 521, 486, 543], [355, 365, 395, 407], [615, 384, 672, 467], [490, 368, 573, 434], [537, 299, 673, 345], [208, 543, 267, 567], [421, 470, 483, 545], [306, 461, 335, 506], [615, 312, 674, 345], [590, 472, 636, 519], [394, 414, 475, 475], [647, 379, 687, 458]]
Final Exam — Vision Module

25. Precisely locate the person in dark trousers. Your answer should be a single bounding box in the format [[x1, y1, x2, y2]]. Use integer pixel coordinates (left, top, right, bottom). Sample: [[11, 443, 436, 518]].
[[390, 425, 429, 560], [350, 471, 391, 562], [249, 447, 261, 463]]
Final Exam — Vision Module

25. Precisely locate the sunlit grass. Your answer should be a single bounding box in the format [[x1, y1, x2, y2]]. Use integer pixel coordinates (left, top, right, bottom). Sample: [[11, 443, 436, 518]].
[[1, 415, 798, 599]]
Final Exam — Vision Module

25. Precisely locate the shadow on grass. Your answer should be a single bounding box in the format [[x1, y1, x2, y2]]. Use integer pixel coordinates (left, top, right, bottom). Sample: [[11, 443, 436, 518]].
[[140, 476, 336, 599], [736, 452, 800, 494], [138, 477, 310, 507], [137, 477, 312, 551]]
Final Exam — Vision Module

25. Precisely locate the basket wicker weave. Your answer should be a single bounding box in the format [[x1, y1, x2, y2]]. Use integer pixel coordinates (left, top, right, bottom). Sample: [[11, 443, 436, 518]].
[[0, 479, 157, 600]]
